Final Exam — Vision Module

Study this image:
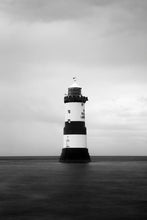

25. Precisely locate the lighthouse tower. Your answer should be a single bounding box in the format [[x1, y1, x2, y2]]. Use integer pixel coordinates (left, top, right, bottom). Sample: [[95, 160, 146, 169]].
[[59, 78, 91, 163]]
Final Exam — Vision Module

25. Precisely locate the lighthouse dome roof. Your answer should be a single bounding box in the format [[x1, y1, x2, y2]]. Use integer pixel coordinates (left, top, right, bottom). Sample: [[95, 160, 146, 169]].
[[69, 77, 81, 88], [69, 82, 81, 88]]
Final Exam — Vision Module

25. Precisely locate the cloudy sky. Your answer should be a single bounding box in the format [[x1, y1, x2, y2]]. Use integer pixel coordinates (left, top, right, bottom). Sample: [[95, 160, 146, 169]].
[[0, 0, 147, 156]]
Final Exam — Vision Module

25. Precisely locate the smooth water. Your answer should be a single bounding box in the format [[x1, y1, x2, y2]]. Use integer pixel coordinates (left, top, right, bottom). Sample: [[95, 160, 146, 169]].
[[0, 156, 147, 220]]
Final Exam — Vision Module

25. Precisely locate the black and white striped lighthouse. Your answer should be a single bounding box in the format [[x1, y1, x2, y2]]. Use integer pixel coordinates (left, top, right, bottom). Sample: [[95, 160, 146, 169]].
[[59, 78, 91, 163]]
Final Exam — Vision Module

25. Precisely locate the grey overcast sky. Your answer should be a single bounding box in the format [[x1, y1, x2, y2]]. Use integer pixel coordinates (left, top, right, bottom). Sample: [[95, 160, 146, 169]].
[[0, 0, 147, 156]]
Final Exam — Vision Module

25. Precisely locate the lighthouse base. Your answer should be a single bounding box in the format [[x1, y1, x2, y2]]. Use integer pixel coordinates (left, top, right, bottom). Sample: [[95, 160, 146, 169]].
[[59, 148, 91, 163]]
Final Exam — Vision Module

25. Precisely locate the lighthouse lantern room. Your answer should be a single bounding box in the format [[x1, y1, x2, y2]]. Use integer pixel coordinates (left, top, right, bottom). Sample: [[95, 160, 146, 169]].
[[59, 78, 91, 163]]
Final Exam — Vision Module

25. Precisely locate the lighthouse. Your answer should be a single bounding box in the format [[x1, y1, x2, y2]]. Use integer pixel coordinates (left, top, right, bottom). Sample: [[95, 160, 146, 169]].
[[59, 78, 91, 163]]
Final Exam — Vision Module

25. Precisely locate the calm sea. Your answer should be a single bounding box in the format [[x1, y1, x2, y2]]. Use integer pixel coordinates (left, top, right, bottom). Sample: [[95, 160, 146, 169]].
[[0, 156, 147, 220]]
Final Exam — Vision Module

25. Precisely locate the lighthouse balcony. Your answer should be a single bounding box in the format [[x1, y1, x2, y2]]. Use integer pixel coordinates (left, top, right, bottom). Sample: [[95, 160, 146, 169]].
[[64, 95, 88, 103]]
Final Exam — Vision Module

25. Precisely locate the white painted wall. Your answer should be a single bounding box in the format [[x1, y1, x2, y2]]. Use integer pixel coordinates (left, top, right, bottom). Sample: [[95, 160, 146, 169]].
[[65, 102, 85, 122], [63, 134, 87, 148]]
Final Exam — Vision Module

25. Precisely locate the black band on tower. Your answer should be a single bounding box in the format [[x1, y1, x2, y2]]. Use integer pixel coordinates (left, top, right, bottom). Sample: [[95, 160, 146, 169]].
[[60, 148, 91, 163], [64, 95, 88, 103], [64, 121, 87, 135]]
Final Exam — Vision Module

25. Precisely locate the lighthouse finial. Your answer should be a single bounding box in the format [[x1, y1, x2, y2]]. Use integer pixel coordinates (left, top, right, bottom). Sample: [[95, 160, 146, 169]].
[[69, 76, 80, 88], [73, 76, 77, 82]]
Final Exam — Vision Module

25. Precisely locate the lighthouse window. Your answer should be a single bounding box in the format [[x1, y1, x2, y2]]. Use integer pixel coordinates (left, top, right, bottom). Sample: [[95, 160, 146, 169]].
[[81, 111, 85, 119], [68, 110, 71, 113]]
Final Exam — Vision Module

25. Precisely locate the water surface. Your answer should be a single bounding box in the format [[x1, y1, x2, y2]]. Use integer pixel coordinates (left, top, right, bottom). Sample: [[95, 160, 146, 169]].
[[0, 156, 147, 220]]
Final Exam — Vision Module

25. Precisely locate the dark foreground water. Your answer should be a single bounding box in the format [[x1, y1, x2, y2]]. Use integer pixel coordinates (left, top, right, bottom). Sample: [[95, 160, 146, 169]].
[[0, 156, 147, 220]]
